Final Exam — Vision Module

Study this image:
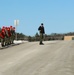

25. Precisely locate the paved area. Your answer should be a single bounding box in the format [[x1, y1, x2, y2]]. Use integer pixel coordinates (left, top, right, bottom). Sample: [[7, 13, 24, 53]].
[[0, 41, 74, 75]]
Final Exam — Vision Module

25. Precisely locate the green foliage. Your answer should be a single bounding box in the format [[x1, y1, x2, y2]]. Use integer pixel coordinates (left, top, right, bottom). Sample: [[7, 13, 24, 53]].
[[16, 33, 27, 40], [28, 36, 32, 42]]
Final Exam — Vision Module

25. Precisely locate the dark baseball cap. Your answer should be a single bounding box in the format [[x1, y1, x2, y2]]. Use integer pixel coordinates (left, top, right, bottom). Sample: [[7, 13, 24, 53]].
[[41, 23, 43, 25]]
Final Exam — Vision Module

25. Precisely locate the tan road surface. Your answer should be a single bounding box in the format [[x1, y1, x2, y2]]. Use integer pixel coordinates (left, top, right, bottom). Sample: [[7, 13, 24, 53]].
[[0, 41, 74, 75]]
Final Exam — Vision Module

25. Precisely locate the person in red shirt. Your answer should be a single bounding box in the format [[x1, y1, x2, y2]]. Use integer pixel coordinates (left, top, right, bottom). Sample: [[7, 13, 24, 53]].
[[0, 28, 6, 47], [10, 26, 15, 44]]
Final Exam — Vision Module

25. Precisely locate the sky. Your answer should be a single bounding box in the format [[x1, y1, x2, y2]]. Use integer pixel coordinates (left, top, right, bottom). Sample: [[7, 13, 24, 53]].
[[0, 0, 74, 36]]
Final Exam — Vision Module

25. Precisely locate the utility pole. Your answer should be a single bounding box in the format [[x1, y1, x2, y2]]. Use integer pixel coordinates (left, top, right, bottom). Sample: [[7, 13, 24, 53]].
[[14, 20, 19, 40]]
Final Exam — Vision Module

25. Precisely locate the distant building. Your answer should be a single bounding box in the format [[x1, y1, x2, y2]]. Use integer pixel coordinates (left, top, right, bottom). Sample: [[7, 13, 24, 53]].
[[64, 35, 74, 40]]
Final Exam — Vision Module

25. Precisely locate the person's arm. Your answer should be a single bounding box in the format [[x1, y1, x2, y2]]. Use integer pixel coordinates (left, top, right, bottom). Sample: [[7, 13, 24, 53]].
[[38, 26, 41, 31], [43, 27, 45, 34]]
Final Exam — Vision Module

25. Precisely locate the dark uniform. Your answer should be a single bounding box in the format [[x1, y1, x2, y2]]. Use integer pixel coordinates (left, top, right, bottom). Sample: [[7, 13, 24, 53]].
[[38, 23, 45, 45]]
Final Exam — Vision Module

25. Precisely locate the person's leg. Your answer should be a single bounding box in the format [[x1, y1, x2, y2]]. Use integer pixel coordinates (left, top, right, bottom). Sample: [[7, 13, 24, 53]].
[[39, 33, 44, 44], [1, 38, 4, 47]]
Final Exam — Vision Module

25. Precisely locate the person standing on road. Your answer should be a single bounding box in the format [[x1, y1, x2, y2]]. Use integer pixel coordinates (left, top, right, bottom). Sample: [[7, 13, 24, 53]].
[[38, 23, 45, 45], [0, 28, 6, 47]]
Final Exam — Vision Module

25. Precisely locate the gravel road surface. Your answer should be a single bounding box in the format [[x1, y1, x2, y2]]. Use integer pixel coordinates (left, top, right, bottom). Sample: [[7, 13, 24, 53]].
[[0, 41, 74, 75]]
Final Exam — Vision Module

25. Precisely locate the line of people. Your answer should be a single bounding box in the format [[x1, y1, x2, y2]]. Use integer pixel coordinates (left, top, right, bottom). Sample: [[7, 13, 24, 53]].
[[0, 26, 15, 47]]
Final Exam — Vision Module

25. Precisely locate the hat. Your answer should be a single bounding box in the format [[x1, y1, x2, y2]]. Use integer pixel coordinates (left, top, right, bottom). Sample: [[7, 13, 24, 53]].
[[41, 23, 43, 25]]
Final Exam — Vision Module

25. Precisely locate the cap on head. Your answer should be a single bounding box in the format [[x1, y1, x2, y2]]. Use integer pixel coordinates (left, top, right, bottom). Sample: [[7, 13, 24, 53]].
[[41, 23, 43, 25], [10, 26, 12, 28]]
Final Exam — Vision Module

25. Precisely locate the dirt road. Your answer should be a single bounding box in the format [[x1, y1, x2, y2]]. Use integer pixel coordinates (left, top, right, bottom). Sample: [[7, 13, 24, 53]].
[[0, 41, 74, 75]]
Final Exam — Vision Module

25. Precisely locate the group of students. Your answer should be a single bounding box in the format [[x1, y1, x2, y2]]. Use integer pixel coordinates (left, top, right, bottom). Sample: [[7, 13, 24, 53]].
[[0, 26, 15, 47], [0, 23, 45, 47]]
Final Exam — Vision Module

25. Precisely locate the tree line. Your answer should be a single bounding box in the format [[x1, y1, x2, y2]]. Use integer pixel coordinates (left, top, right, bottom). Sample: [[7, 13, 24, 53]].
[[16, 32, 74, 42]]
